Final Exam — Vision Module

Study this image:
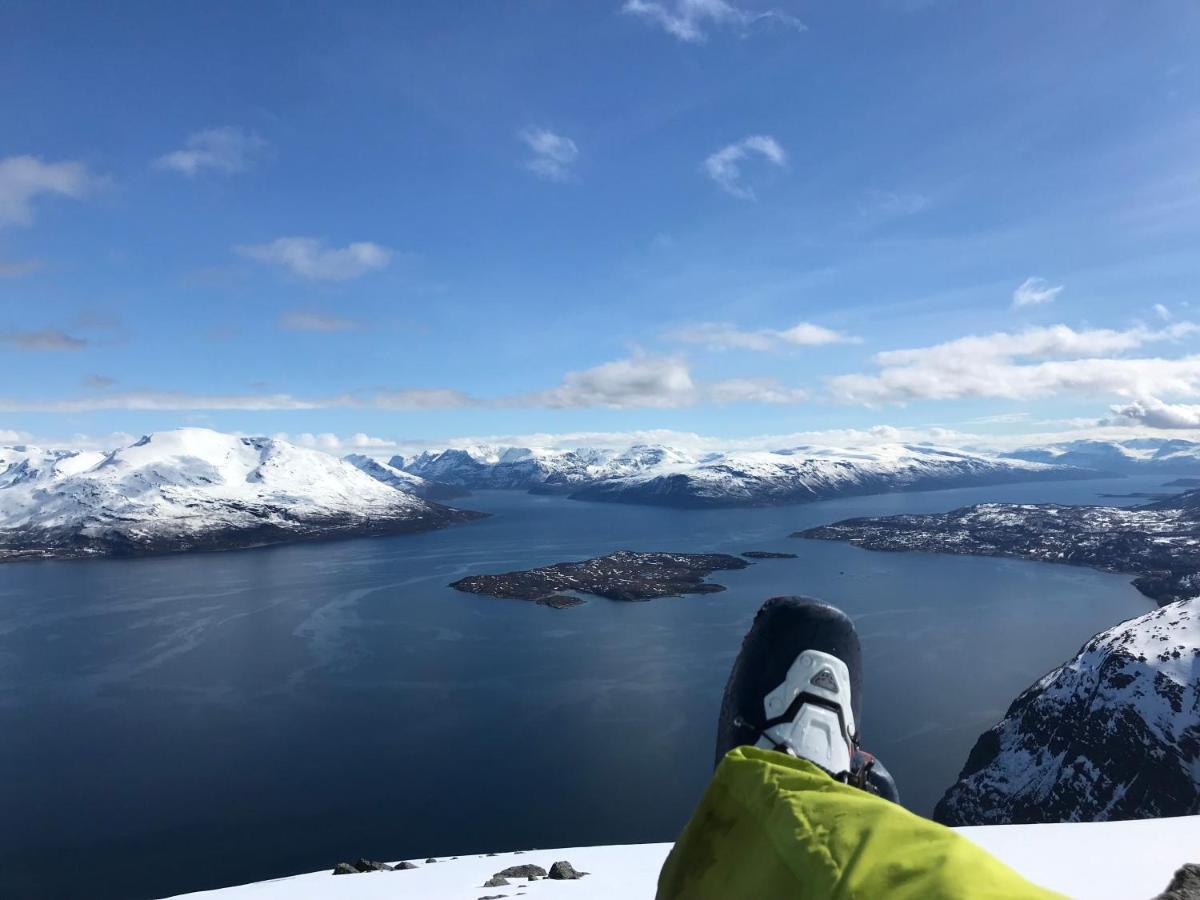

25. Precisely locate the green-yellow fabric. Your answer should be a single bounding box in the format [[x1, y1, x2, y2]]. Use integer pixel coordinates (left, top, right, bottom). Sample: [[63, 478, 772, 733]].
[[657, 746, 1064, 900]]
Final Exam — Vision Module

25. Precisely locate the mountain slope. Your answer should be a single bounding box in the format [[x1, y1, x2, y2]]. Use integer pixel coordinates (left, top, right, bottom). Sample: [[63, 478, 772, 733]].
[[343, 454, 467, 501], [404, 443, 1099, 509], [1004, 438, 1200, 474], [799, 490, 1200, 605], [570, 444, 1099, 508], [0, 429, 483, 560], [935, 597, 1200, 826]]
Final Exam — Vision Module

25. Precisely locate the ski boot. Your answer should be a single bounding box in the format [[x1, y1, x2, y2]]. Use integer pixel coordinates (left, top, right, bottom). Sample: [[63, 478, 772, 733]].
[[715, 595, 899, 803]]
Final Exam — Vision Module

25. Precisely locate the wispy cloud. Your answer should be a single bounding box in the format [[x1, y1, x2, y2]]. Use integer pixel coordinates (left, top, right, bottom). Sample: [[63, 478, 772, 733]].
[[519, 128, 579, 182], [0, 328, 88, 351], [0, 354, 807, 413], [669, 321, 859, 351], [279, 310, 359, 332], [858, 189, 931, 218], [703, 135, 786, 199], [1012, 276, 1064, 308], [0, 156, 105, 227], [83, 374, 117, 388], [236, 237, 392, 281], [622, 0, 805, 43], [828, 322, 1200, 405], [0, 258, 43, 277], [155, 127, 268, 176]]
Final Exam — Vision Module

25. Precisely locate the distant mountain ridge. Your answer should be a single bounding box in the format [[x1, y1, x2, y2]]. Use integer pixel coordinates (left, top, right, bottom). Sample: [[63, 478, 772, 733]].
[[399, 442, 1103, 508], [1003, 438, 1200, 473], [0, 428, 482, 561]]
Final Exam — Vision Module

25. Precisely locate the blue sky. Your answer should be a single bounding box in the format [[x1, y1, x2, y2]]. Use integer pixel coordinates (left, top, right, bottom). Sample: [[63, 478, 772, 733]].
[[3, 0, 1200, 453]]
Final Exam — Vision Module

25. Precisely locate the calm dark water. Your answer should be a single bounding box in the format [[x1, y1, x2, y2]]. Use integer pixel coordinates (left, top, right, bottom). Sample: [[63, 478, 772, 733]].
[[0, 478, 1160, 899]]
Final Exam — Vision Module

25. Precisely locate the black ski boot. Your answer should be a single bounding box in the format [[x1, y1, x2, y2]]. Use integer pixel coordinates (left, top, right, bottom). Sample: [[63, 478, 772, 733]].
[[716, 595, 899, 803]]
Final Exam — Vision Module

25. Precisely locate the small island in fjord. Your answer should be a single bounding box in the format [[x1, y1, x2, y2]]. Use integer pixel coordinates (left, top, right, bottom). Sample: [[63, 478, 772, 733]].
[[450, 550, 749, 603]]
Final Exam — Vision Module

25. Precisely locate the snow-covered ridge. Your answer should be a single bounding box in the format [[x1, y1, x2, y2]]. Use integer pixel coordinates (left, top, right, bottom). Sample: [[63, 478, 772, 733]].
[[0, 428, 482, 561], [1004, 437, 1200, 473], [936, 596, 1200, 826], [402, 442, 1100, 508], [170, 818, 1200, 900]]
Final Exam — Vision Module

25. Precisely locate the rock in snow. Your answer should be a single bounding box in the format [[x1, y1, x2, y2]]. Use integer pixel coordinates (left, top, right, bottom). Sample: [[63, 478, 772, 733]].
[[403, 443, 1101, 508], [935, 596, 1200, 826], [0, 428, 484, 561]]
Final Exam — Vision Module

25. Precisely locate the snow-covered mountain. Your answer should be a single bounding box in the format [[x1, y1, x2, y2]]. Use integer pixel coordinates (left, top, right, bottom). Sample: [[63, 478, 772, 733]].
[[403, 443, 1100, 508], [1004, 438, 1200, 474], [342, 454, 468, 501], [936, 596, 1200, 826], [0, 429, 482, 561]]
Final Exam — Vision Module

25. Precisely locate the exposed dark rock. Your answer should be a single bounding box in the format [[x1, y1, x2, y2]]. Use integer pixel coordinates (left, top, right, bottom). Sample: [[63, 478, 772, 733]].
[[548, 860, 586, 879], [1155, 864, 1200, 900], [534, 594, 586, 609], [483, 875, 510, 887], [451, 550, 748, 602], [741, 551, 798, 559], [479, 895, 508, 899], [425, 857, 438, 863], [355, 858, 393, 871], [495, 864, 547, 878], [333, 859, 394, 874], [798, 490, 1200, 605], [395, 861, 417, 869]]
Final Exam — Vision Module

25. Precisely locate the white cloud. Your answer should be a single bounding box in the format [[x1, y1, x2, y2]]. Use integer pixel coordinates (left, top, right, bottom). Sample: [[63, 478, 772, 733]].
[[703, 135, 786, 199], [622, 0, 805, 43], [523, 354, 807, 408], [519, 128, 579, 182], [0, 328, 87, 351], [669, 320, 859, 351], [1154, 303, 1172, 321], [237, 237, 392, 281], [707, 377, 807, 404], [1012, 276, 1064, 308], [155, 127, 267, 176], [279, 310, 358, 332], [0, 156, 104, 227], [525, 355, 697, 409], [828, 322, 1200, 405], [1107, 397, 1200, 429]]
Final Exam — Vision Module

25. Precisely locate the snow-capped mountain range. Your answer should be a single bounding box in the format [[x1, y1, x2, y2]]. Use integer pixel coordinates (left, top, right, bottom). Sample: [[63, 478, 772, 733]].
[[400, 442, 1100, 508], [1003, 438, 1200, 473], [935, 596, 1200, 826], [0, 429, 481, 560]]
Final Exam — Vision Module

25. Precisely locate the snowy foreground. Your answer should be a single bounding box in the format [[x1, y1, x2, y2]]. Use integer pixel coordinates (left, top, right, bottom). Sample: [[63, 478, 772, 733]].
[[172, 816, 1200, 900]]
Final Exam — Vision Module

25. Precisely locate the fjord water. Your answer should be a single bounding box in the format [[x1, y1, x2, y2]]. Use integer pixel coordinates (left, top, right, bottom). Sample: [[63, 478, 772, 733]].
[[0, 478, 1159, 899]]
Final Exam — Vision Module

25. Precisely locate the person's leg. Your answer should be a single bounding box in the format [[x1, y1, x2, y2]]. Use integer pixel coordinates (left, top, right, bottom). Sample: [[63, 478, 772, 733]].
[[657, 597, 1060, 899]]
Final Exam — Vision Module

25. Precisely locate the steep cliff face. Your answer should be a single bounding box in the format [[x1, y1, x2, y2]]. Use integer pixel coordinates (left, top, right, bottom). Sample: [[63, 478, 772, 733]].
[[936, 597, 1200, 825]]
